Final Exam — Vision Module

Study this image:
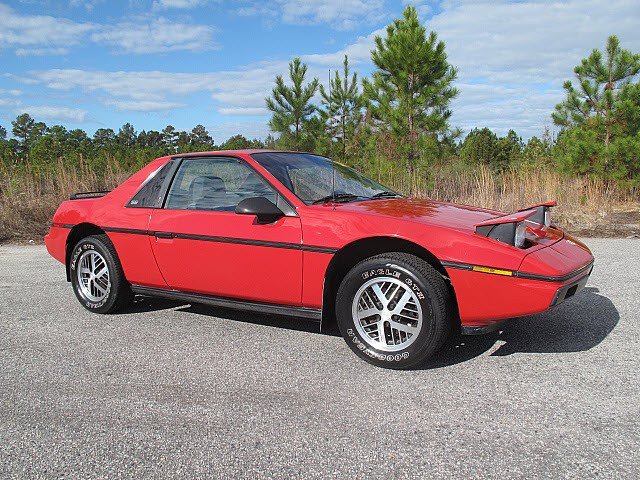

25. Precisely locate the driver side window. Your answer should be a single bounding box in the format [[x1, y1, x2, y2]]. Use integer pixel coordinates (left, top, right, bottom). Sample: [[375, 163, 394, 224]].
[[165, 157, 277, 211]]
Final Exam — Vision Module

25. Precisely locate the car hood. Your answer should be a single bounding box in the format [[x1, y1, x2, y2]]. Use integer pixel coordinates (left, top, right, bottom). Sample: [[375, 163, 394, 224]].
[[335, 198, 505, 234]]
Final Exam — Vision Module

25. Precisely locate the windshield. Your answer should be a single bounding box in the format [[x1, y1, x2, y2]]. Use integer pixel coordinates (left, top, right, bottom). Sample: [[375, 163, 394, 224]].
[[251, 152, 400, 205]]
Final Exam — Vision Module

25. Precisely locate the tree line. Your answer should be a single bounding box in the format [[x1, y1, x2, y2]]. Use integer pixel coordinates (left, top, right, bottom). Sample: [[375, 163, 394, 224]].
[[1, 5, 639, 189], [0, 113, 270, 176]]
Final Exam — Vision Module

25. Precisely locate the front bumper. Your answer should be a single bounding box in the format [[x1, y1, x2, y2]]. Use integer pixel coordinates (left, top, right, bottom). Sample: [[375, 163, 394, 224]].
[[459, 264, 593, 335], [447, 255, 594, 329], [550, 265, 592, 306]]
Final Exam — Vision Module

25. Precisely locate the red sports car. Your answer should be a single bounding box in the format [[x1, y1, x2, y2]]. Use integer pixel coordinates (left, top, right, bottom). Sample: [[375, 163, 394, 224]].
[[45, 150, 594, 369]]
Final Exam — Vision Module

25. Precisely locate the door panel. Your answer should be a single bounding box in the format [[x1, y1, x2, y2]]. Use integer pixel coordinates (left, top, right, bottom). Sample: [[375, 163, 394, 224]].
[[149, 211, 303, 305], [148, 156, 303, 306]]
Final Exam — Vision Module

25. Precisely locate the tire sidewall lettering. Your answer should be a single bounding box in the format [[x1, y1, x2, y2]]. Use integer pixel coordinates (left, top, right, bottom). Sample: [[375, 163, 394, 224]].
[[346, 323, 411, 363], [361, 264, 426, 302], [70, 242, 95, 271]]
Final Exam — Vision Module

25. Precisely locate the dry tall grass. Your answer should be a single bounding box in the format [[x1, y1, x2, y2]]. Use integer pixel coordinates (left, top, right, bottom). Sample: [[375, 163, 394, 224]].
[[378, 164, 636, 232], [0, 158, 129, 242], [0, 160, 637, 242]]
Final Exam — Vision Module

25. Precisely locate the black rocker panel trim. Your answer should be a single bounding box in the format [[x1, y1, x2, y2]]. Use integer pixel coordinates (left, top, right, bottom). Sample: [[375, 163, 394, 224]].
[[131, 285, 322, 320]]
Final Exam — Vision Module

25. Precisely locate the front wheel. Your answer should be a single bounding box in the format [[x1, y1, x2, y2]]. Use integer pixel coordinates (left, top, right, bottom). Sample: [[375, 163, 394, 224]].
[[69, 234, 133, 313], [336, 253, 452, 369]]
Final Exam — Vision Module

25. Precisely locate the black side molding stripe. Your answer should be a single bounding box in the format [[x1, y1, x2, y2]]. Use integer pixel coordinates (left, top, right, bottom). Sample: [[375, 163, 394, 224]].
[[131, 285, 322, 320], [442, 259, 594, 283], [57, 223, 591, 280], [103, 227, 150, 236], [441, 260, 473, 271], [513, 262, 593, 283], [100, 226, 337, 254]]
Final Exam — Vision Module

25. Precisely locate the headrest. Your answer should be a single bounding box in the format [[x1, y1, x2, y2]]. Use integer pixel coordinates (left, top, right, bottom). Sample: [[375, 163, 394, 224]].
[[189, 175, 225, 198]]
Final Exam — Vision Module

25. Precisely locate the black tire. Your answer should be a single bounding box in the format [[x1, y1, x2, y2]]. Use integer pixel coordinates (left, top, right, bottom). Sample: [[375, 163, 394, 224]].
[[69, 234, 133, 313], [336, 252, 451, 369]]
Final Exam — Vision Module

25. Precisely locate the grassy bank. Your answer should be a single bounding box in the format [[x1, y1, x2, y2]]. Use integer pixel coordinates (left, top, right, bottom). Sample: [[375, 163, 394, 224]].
[[0, 159, 638, 243]]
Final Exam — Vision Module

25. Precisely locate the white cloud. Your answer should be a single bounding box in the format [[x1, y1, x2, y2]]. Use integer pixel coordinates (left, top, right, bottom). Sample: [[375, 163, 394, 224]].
[[218, 107, 269, 115], [301, 28, 383, 66], [236, 0, 386, 30], [0, 98, 22, 108], [90, 17, 218, 54], [69, 0, 105, 12], [105, 99, 187, 112], [153, 0, 213, 9], [0, 3, 219, 55], [21, 56, 332, 122], [18, 106, 88, 122], [0, 89, 22, 96], [15, 47, 70, 56], [0, 3, 94, 54], [430, 0, 640, 83], [26, 67, 279, 115]]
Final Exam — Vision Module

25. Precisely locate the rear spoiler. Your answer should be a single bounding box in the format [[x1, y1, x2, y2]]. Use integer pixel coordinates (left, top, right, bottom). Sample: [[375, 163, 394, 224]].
[[475, 201, 557, 247], [475, 210, 536, 229], [517, 200, 557, 212], [517, 200, 557, 226], [69, 191, 111, 200], [474, 210, 537, 247]]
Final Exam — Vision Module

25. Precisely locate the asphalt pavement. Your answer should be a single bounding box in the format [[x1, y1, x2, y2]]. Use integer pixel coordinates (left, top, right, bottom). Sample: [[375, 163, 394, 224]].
[[0, 239, 638, 479]]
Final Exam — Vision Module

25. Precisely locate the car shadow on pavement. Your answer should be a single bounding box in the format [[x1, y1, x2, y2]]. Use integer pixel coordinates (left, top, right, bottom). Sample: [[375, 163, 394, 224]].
[[125, 296, 332, 335], [119, 296, 187, 314], [424, 287, 619, 369], [127, 287, 618, 368]]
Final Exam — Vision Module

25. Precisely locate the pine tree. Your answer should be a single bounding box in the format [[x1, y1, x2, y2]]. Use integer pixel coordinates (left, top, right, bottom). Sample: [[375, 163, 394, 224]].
[[116, 123, 137, 148], [460, 128, 499, 165], [319, 55, 362, 161], [93, 128, 116, 149], [11, 113, 36, 151], [553, 35, 640, 147], [266, 57, 319, 151], [190, 124, 214, 148], [363, 5, 458, 172], [162, 125, 178, 152]]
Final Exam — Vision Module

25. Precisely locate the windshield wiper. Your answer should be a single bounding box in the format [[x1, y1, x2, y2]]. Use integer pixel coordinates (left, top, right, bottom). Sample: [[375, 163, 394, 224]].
[[312, 193, 364, 205], [370, 191, 402, 199]]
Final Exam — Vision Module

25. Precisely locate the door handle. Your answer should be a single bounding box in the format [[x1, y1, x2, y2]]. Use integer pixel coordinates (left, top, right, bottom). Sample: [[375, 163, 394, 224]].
[[154, 231, 174, 239]]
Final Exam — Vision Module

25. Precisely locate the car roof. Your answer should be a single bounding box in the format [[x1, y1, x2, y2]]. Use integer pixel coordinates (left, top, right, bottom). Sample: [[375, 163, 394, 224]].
[[171, 149, 303, 158]]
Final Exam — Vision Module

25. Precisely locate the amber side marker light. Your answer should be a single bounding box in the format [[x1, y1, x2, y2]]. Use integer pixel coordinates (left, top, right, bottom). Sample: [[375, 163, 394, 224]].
[[472, 266, 514, 276]]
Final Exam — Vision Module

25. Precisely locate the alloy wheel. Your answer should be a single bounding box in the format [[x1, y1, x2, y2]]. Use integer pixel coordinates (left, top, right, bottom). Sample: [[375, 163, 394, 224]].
[[351, 277, 423, 352]]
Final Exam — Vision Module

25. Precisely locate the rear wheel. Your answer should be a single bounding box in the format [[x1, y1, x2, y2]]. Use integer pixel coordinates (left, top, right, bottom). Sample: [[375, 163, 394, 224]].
[[69, 234, 133, 313], [336, 252, 451, 369]]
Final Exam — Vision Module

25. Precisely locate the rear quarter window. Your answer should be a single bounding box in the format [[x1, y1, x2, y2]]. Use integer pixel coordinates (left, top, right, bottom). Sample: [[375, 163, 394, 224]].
[[127, 160, 176, 208]]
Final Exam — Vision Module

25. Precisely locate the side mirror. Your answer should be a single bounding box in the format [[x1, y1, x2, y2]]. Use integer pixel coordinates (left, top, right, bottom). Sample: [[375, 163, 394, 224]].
[[235, 197, 284, 224]]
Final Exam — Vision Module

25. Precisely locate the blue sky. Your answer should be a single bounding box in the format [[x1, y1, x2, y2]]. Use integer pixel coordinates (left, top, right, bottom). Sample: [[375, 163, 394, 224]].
[[1, 0, 639, 142]]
